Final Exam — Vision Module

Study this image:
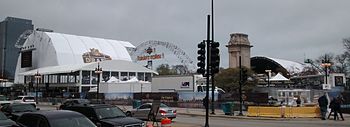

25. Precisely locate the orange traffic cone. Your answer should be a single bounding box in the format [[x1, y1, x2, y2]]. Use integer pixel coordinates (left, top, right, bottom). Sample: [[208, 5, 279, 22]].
[[161, 117, 172, 127]]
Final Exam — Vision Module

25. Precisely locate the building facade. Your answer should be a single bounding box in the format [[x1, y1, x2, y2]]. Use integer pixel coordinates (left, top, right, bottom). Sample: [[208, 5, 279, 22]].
[[226, 33, 253, 68], [0, 17, 33, 80]]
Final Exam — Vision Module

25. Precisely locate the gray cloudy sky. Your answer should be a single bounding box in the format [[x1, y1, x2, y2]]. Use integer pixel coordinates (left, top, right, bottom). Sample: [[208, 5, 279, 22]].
[[1, 0, 349, 68]]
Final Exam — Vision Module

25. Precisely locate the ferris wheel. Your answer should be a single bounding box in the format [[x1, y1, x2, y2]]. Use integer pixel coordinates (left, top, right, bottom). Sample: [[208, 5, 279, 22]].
[[129, 40, 196, 73]]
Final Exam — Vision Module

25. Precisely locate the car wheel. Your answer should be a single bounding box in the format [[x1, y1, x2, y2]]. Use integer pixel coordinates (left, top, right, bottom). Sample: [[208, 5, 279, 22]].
[[125, 111, 132, 117]]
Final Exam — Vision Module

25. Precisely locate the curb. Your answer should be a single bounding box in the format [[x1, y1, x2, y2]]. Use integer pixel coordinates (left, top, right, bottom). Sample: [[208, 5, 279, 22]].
[[177, 112, 324, 121]]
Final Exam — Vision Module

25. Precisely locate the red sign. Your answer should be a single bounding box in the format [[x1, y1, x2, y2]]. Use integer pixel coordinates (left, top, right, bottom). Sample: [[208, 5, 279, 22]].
[[137, 53, 164, 61]]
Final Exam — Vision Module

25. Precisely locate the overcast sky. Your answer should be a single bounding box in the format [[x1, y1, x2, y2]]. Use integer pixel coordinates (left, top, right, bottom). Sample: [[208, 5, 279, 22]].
[[1, 0, 349, 69]]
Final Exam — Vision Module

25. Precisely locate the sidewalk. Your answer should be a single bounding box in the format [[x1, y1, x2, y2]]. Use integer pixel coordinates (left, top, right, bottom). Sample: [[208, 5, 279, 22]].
[[116, 104, 350, 121], [40, 102, 350, 121]]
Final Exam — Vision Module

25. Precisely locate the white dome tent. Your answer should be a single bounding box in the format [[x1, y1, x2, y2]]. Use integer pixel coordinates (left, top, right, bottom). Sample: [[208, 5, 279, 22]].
[[14, 30, 157, 94]]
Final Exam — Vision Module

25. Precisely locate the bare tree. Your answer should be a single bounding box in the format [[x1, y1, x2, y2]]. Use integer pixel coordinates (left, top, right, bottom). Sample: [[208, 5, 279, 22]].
[[334, 53, 348, 74], [314, 53, 335, 73], [343, 38, 350, 53]]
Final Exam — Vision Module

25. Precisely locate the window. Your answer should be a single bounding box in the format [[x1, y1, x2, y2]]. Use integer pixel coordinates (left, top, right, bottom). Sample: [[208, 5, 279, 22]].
[[129, 72, 136, 79], [18, 114, 40, 127], [145, 73, 152, 82], [102, 71, 110, 82], [95, 106, 126, 119], [121, 72, 128, 81], [91, 71, 97, 84], [137, 72, 145, 81], [38, 117, 49, 127], [111, 72, 119, 79], [82, 71, 90, 84], [139, 104, 151, 109]]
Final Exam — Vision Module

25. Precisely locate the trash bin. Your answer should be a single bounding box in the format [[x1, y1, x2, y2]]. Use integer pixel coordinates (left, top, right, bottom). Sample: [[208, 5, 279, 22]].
[[221, 102, 234, 115], [132, 100, 141, 109]]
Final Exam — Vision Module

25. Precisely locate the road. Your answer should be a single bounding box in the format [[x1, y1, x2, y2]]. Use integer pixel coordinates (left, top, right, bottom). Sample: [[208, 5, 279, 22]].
[[38, 105, 349, 127], [173, 114, 349, 127]]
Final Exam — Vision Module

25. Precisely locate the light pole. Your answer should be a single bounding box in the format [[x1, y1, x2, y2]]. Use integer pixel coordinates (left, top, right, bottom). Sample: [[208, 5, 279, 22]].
[[95, 62, 102, 102], [34, 71, 41, 104], [321, 55, 331, 85], [140, 84, 143, 103], [265, 70, 271, 87]]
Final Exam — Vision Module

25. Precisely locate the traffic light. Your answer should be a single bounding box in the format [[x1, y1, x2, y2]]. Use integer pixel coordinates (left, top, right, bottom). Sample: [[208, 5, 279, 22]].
[[242, 68, 248, 83], [197, 41, 206, 75], [211, 41, 220, 74]]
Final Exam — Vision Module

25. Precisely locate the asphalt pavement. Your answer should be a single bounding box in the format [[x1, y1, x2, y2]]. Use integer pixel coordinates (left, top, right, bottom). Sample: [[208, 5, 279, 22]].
[[38, 102, 350, 127]]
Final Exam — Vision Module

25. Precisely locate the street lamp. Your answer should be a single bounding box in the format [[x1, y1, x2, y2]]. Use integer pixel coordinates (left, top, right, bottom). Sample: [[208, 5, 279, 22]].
[[95, 62, 102, 102], [321, 55, 331, 85], [265, 70, 271, 87], [34, 71, 41, 104], [140, 84, 143, 103]]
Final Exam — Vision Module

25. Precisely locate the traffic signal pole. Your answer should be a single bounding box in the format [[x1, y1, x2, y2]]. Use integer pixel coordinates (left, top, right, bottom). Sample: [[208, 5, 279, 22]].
[[238, 45, 243, 116], [205, 14, 210, 127], [211, 0, 215, 115]]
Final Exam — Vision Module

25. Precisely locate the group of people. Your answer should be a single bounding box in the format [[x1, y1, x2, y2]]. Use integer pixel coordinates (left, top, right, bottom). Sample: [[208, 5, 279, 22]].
[[318, 93, 345, 121]]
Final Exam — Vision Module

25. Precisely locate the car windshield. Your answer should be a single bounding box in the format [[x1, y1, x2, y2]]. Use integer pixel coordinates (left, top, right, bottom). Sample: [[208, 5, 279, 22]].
[[0, 112, 8, 120], [12, 104, 36, 112], [95, 106, 126, 119], [24, 97, 35, 100], [14, 97, 22, 100], [160, 103, 168, 107], [50, 116, 96, 127]]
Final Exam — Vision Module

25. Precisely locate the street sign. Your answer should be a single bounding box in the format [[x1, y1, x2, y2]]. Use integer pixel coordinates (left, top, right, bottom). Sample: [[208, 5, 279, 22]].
[[322, 84, 331, 89]]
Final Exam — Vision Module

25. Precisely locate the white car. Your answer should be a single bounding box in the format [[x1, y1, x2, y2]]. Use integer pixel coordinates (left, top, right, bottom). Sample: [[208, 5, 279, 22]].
[[12, 96, 36, 107]]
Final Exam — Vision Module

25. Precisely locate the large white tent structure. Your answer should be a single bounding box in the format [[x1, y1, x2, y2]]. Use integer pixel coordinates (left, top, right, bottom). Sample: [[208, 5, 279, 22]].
[[14, 31, 157, 94]]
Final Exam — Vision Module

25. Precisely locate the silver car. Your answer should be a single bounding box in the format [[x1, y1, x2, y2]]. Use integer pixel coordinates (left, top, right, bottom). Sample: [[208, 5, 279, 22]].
[[126, 103, 176, 120]]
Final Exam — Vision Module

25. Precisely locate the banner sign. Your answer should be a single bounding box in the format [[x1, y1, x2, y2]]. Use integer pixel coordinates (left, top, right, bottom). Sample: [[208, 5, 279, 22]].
[[137, 47, 164, 61]]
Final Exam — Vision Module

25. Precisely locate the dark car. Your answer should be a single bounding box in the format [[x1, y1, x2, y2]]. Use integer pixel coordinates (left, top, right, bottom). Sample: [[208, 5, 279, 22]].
[[58, 99, 90, 110], [0, 111, 17, 127], [0, 103, 39, 121], [16, 110, 96, 127], [62, 104, 144, 127]]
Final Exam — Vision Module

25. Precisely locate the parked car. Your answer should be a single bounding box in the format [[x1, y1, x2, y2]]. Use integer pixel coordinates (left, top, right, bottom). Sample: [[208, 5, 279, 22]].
[[16, 110, 96, 127], [12, 96, 36, 107], [125, 103, 176, 120], [62, 104, 144, 127], [58, 99, 90, 110], [0, 111, 17, 127], [0, 95, 11, 107], [0, 103, 39, 121]]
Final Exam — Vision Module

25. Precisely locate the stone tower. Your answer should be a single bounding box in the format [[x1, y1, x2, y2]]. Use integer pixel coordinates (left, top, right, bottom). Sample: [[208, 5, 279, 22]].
[[226, 33, 253, 68]]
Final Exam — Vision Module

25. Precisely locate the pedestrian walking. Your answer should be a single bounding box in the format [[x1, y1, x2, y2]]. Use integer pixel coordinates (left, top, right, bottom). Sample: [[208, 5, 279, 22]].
[[202, 96, 208, 109], [318, 93, 328, 120], [327, 97, 338, 120], [335, 95, 345, 121]]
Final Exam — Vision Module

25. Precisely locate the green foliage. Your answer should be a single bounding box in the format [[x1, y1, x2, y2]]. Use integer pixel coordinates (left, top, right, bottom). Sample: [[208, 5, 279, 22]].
[[214, 67, 257, 93], [156, 64, 177, 75]]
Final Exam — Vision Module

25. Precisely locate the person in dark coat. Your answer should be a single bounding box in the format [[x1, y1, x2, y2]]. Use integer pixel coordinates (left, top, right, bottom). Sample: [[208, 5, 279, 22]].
[[335, 95, 345, 121], [296, 96, 301, 107], [327, 97, 338, 120], [318, 94, 328, 120], [202, 96, 208, 109]]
